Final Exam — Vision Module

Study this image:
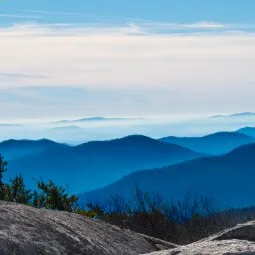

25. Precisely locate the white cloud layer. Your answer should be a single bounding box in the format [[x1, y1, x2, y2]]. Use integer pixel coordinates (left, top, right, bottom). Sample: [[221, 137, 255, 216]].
[[0, 22, 255, 116]]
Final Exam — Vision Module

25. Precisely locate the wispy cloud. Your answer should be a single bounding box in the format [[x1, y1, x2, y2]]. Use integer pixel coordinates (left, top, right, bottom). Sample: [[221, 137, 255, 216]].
[[167, 21, 228, 29], [0, 72, 48, 79], [0, 22, 147, 36], [127, 21, 234, 35], [0, 13, 39, 19], [15, 10, 250, 31], [1, 6, 253, 36], [21, 9, 84, 17], [0, 21, 247, 38]]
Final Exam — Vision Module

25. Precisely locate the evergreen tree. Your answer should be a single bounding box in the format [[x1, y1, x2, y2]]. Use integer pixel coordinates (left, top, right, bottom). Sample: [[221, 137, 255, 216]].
[[10, 174, 32, 204], [32, 190, 39, 207], [37, 180, 78, 212], [0, 156, 78, 213], [0, 154, 8, 199]]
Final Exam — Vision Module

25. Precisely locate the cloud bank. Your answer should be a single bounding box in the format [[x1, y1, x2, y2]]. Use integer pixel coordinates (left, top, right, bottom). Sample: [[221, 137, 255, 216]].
[[0, 22, 254, 88], [0, 21, 255, 117]]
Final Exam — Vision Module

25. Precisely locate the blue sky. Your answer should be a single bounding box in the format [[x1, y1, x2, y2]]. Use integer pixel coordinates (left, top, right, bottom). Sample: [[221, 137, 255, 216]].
[[1, 0, 255, 24], [0, 0, 255, 120]]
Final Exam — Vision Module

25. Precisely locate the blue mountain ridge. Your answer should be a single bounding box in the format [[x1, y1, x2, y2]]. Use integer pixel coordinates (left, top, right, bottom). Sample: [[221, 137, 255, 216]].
[[237, 127, 255, 137], [0, 139, 68, 161], [1, 135, 201, 193], [159, 131, 255, 154], [81, 142, 255, 208]]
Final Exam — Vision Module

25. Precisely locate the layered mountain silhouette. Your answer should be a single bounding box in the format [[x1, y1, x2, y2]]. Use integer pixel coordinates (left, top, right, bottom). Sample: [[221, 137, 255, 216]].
[[2, 135, 201, 192], [159, 132, 255, 154], [210, 112, 255, 118], [0, 139, 68, 161], [237, 127, 255, 137], [52, 117, 142, 124], [81, 142, 255, 208]]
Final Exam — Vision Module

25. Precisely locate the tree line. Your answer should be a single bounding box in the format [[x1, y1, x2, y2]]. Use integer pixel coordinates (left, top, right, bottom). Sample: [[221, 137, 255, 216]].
[[85, 184, 255, 244], [1, 153, 255, 245], [0, 154, 78, 212]]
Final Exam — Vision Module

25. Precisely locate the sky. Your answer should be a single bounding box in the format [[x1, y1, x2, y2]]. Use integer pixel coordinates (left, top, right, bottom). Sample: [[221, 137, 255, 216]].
[[1, 0, 255, 120]]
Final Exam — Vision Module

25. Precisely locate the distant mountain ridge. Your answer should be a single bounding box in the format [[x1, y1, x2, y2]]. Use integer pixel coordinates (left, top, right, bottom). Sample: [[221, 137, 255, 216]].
[[2, 135, 201, 193], [81, 142, 255, 208], [237, 127, 255, 137], [210, 112, 255, 119], [52, 117, 143, 124], [0, 139, 68, 160], [159, 131, 255, 154]]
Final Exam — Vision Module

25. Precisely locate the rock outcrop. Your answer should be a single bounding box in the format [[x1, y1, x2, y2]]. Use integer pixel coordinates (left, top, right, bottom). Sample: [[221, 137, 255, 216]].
[[144, 221, 255, 255], [2, 201, 255, 255], [0, 202, 176, 255]]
